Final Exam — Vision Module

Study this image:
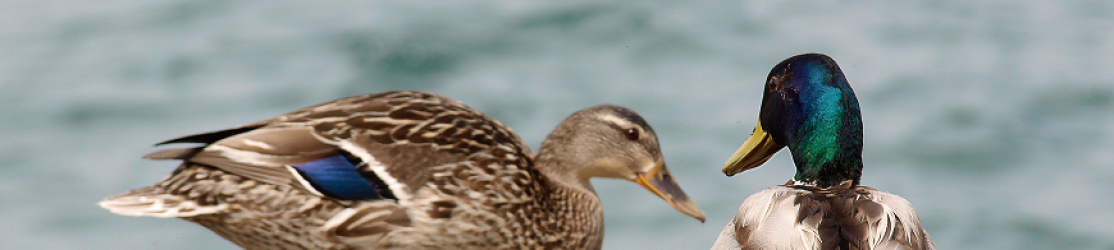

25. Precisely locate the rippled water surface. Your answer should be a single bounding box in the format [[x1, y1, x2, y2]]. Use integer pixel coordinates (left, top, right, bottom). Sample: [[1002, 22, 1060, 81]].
[[3, 1, 1113, 249]]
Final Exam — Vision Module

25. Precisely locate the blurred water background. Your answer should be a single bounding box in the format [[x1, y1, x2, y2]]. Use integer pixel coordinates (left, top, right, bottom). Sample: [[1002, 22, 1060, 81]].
[[3, 0, 1113, 249]]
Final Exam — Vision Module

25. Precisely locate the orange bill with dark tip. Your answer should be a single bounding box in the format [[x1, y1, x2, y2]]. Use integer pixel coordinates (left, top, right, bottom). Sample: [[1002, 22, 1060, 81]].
[[634, 159, 706, 222]]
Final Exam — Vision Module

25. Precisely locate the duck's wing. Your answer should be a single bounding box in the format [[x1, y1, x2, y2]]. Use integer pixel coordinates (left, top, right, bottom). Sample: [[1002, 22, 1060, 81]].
[[711, 186, 822, 250], [144, 91, 530, 200], [836, 186, 935, 250], [102, 92, 534, 239]]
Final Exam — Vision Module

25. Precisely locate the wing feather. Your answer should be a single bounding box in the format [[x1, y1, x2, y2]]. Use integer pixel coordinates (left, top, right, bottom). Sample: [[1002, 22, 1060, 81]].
[[154, 125, 264, 145], [322, 201, 413, 246], [712, 186, 822, 250], [711, 185, 934, 250], [849, 187, 935, 250], [143, 147, 203, 160]]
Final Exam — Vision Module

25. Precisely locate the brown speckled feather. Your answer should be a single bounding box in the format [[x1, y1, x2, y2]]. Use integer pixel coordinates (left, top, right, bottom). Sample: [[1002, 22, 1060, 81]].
[[100, 91, 615, 249]]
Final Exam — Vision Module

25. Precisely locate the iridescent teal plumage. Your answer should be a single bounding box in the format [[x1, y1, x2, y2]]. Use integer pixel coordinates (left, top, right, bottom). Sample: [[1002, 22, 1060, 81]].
[[759, 53, 863, 187]]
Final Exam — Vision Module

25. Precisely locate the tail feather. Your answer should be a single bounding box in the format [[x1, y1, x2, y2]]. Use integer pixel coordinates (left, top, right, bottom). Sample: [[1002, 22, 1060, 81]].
[[99, 165, 234, 218], [99, 186, 228, 218]]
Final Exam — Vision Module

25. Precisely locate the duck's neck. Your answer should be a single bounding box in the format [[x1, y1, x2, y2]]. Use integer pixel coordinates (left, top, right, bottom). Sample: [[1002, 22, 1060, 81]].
[[530, 145, 606, 248], [533, 143, 600, 195], [786, 80, 864, 188]]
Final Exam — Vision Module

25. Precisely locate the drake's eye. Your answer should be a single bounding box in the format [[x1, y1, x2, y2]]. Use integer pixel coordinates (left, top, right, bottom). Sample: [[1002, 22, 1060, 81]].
[[625, 128, 640, 140], [766, 78, 781, 93]]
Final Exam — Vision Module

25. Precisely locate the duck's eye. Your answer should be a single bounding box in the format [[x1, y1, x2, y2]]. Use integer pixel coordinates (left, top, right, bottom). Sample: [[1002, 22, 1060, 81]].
[[625, 128, 640, 140], [767, 78, 777, 88]]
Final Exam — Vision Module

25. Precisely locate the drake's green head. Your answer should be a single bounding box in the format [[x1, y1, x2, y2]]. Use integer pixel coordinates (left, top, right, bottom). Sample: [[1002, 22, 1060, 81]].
[[722, 53, 863, 187]]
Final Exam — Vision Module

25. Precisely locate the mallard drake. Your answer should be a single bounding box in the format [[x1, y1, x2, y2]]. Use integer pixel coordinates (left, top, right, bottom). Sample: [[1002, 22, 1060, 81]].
[[100, 91, 705, 250], [710, 54, 934, 250]]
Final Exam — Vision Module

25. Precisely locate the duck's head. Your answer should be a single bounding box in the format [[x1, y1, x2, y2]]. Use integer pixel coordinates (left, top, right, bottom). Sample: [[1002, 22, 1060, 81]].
[[722, 53, 864, 187], [538, 105, 705, 222]]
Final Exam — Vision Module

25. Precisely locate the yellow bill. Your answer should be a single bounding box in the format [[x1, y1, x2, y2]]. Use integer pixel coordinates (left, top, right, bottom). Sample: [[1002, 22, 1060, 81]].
[[634, 159, 706, 222], [722, 121, 785, 176]]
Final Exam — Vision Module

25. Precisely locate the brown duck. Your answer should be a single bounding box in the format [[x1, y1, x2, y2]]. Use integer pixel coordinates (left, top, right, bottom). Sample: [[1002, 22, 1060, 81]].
[[100, 91, 705, 249]]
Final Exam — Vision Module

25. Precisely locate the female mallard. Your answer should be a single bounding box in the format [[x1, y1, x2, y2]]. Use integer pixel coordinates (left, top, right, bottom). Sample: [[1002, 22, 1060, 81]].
[[711, 54, 934, 250], [100, 91, 705, 250]]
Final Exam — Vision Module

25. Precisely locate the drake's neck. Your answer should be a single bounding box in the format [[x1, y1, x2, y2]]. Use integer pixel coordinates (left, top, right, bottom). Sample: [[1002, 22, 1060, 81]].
[[787, 84, 864, 188], [788, 146, 862, 188]]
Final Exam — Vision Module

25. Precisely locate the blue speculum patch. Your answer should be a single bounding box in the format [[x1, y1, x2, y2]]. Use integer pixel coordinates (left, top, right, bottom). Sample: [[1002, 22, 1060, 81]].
[[293, 154, 383, 200]]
